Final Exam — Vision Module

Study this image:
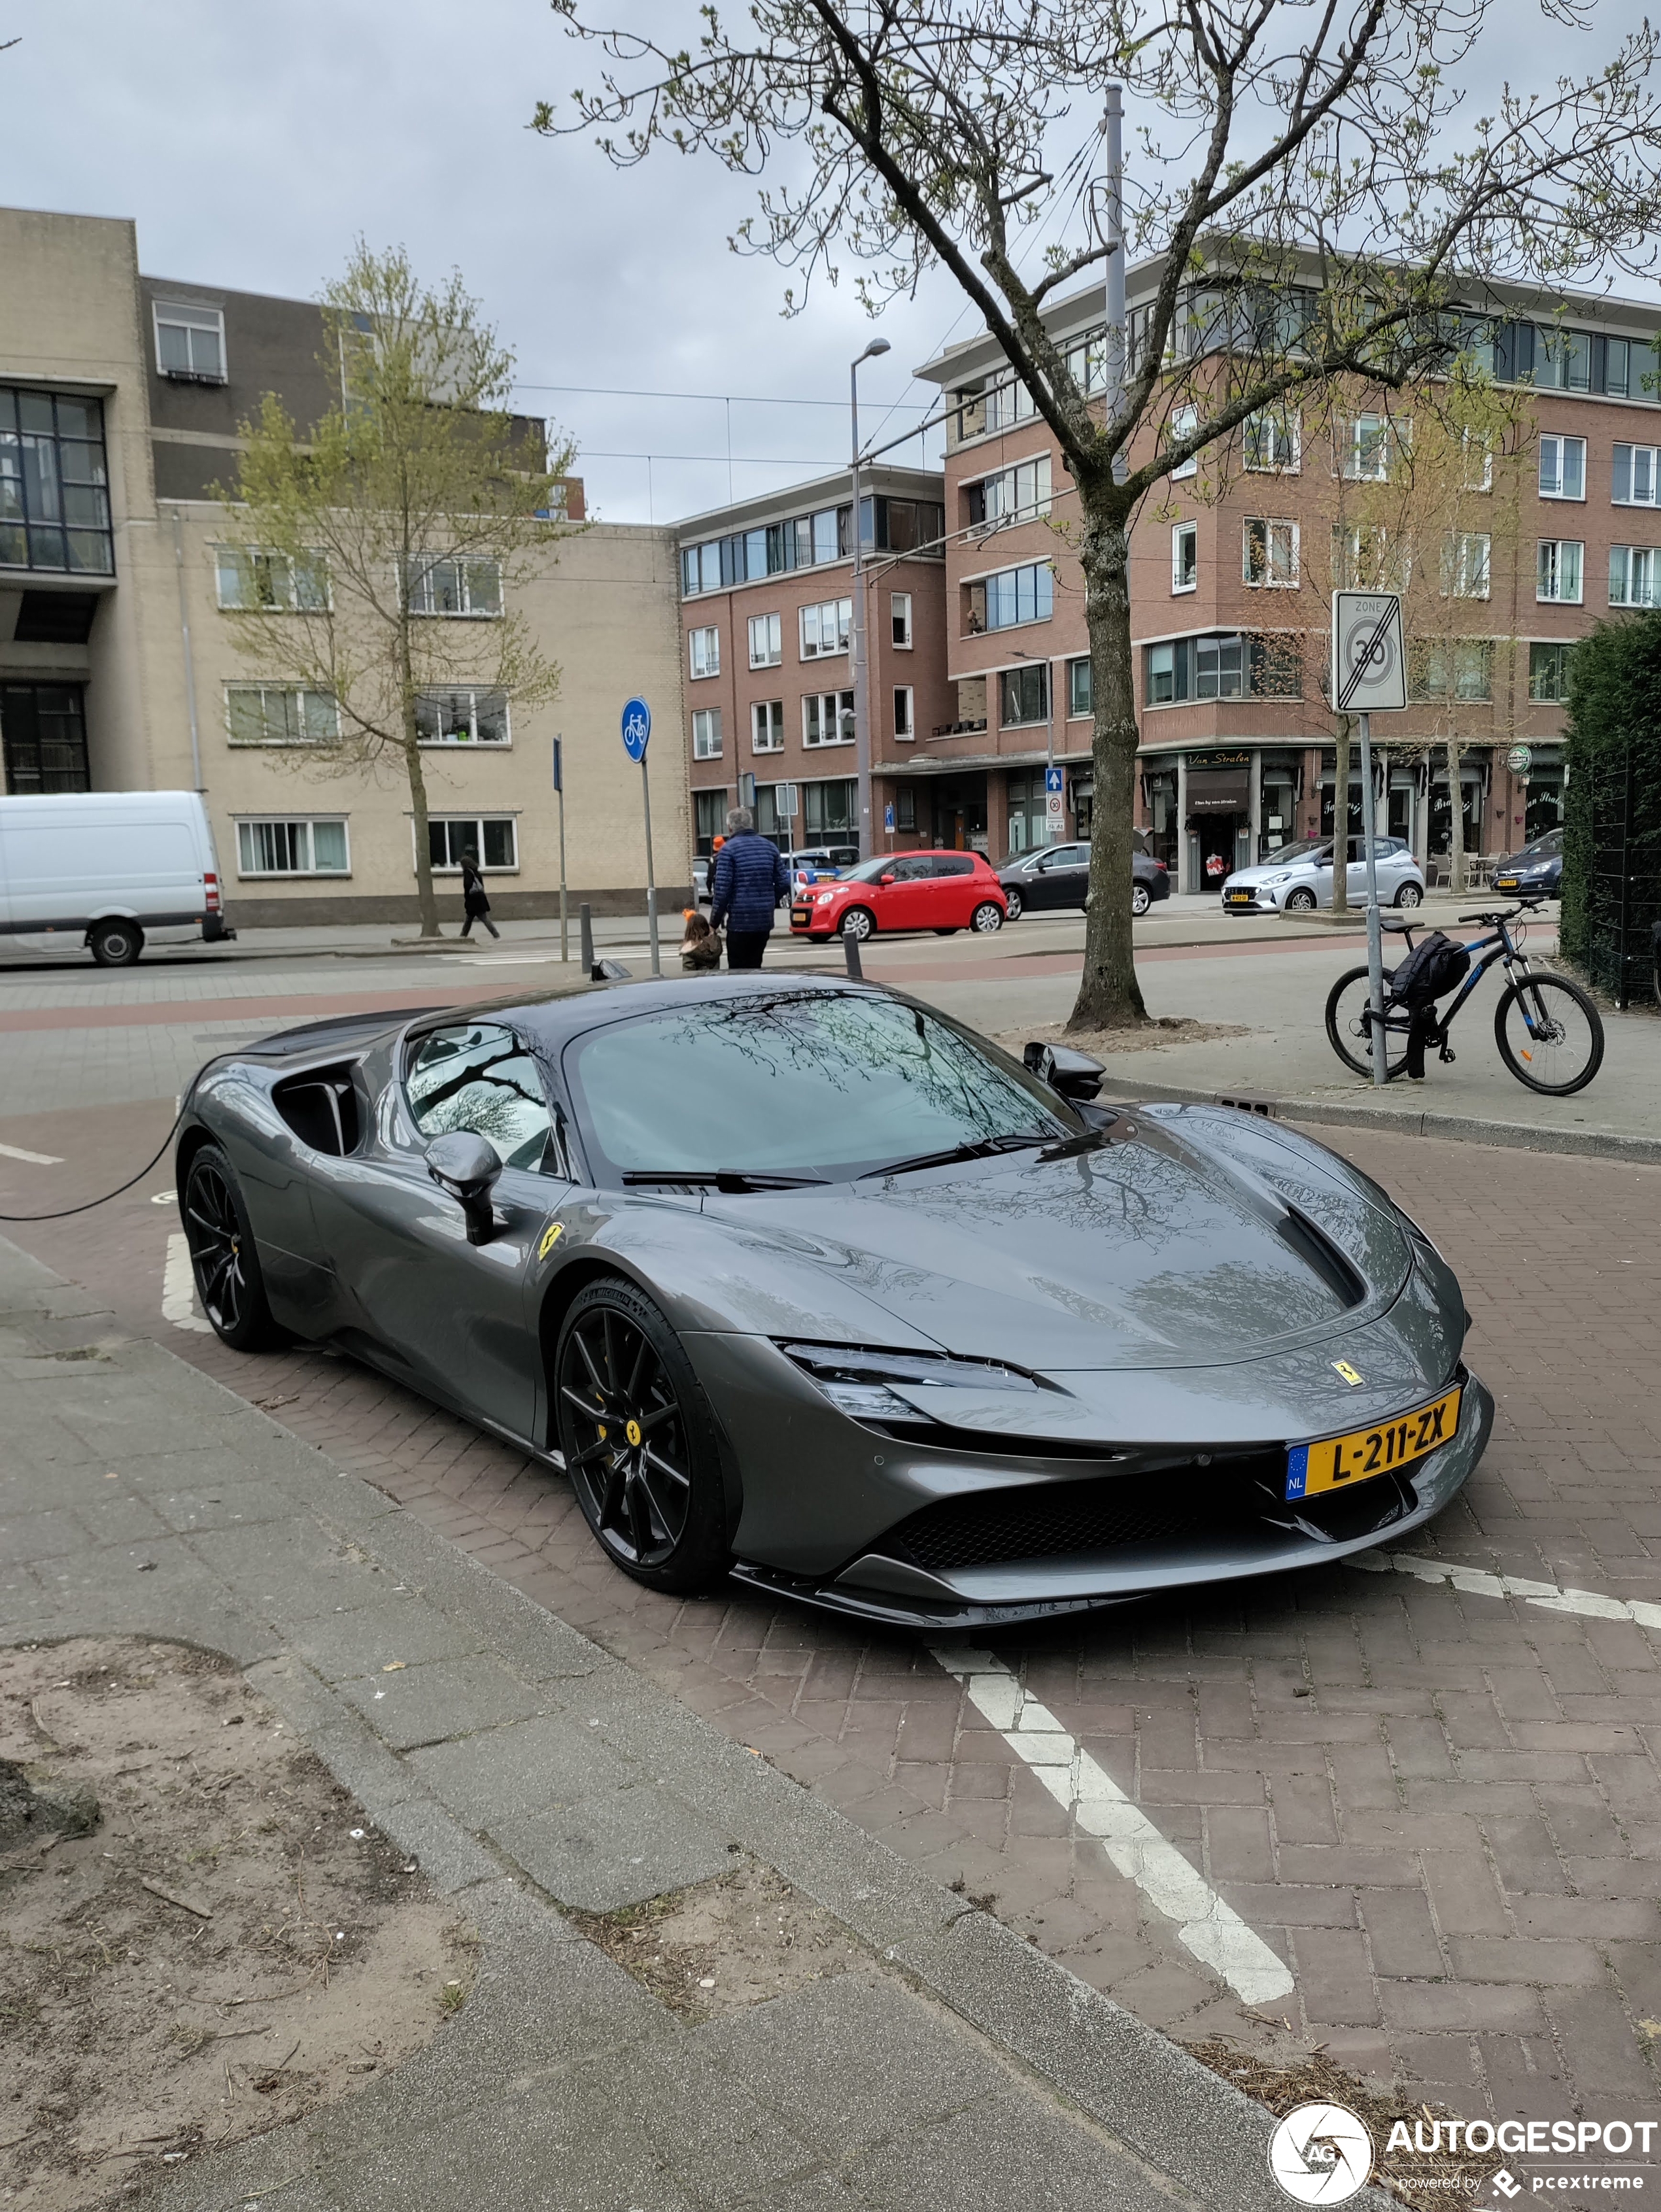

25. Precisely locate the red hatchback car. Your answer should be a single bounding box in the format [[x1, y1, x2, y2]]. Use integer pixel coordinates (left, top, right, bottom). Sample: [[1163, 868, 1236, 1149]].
[[790, 850, 1007, 941]]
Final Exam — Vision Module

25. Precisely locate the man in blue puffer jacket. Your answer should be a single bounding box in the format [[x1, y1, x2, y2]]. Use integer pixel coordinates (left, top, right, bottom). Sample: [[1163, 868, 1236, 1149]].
[[709, 807, 791, 969]]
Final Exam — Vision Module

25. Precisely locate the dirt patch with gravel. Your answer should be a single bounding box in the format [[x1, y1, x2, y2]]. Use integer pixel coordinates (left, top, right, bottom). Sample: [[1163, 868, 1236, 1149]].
[[569, 1862, 870, 2024], [999, 1017, 1252, 1059], [0, 1636, 475, 2211]]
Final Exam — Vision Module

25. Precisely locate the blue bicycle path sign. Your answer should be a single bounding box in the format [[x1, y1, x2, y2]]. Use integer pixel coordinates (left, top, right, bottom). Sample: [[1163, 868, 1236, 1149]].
[[621, 698, 652, 762]]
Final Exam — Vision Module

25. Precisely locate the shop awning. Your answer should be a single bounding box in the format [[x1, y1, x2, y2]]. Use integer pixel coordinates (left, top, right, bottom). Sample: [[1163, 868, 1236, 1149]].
[[1186, 768, 1250, 813]]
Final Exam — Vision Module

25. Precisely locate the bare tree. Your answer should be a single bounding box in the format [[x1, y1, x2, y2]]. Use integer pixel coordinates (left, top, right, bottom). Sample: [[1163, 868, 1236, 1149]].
[[539, 0, 1661, 1025], [221, 245, 572, 938]]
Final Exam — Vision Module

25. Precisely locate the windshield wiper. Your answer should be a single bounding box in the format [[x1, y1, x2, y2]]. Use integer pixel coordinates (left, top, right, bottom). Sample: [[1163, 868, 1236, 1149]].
[[857, 1132, 1050, 1180], [621, 1168, 829, 1192]]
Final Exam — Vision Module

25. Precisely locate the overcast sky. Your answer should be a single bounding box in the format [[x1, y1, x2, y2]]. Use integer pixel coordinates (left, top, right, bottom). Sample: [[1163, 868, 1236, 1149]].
[[1, 0, 1652, 528]]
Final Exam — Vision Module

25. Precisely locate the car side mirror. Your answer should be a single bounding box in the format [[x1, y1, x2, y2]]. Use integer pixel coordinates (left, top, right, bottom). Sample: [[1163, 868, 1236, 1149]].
[[879, 872, 895, 886], [1022, 1042, 1106, 1101], [426, 1129, 504, 1246]]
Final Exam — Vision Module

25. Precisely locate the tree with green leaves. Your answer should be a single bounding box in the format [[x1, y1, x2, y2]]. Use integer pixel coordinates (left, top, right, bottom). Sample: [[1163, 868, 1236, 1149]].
[[539, 0, 1661, 1025], [219, 245, 572, 938]]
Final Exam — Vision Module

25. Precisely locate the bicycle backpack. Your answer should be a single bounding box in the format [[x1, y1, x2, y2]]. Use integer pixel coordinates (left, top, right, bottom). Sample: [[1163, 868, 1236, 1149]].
[[1389, 930, 1470, 1010]]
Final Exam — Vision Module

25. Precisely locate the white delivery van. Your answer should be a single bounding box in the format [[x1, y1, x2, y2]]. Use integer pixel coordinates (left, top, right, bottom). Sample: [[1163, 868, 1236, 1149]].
[[0, 791, 235, 966]]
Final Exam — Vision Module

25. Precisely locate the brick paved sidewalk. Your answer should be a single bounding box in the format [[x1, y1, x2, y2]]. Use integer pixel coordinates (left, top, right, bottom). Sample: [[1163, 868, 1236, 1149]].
[[5, 1115, 1660, 2130]]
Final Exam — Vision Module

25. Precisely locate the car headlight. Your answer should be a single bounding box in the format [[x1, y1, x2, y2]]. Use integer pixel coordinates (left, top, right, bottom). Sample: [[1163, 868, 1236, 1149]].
[[815, 890, 836, 906], [779, 1342, 1048, 1421], [1261, 873, 1291, 887]]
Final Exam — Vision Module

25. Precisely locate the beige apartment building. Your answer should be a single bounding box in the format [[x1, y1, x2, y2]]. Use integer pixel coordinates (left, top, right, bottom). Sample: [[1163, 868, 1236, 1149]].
[[676, 468, 951, 857], [0, 205, 691, 924], [915, 268, 1661, 889]]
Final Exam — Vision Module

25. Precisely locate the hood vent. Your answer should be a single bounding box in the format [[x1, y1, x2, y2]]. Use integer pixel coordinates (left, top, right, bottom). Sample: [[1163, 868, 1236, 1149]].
[[1275, 1206, 1367, 1310]]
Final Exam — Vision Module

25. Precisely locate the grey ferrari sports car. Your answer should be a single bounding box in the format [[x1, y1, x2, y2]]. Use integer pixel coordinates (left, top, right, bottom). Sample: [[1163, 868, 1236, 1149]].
[[175, 972, 1491, 1628]]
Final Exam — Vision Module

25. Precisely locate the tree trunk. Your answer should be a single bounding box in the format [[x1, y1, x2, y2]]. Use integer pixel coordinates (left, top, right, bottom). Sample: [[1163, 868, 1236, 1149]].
[[1446, 734, 1465, 897], [1069, 490, 1148, 1030], [403, 724, 442, 938], [1331, 717, 1351, 914]]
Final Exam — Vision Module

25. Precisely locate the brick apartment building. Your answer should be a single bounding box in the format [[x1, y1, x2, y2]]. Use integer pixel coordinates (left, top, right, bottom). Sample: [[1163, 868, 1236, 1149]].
[[675, 468, 951, 858], [1, 205, 691, 923], [908, 269, 1661, 890]]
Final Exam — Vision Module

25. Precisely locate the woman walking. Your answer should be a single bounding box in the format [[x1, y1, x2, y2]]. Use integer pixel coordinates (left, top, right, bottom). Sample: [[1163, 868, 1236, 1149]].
[[458, 848, 500, 939]]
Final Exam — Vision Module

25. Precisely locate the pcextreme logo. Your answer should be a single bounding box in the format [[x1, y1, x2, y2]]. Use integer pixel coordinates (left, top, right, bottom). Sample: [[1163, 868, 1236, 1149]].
[[1268, 2103, 1374, 2203]]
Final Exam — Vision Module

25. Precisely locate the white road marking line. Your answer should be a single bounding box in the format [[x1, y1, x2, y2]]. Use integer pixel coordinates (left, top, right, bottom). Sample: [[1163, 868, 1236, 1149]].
[[162, 1233, 212, 1335], [1349, 1550, 1661, 1631], [931, 1645, 1295, 2007], [0, 1141, 63, 1165]]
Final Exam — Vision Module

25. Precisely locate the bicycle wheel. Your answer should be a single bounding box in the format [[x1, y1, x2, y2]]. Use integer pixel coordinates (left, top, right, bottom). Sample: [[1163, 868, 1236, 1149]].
[[1494, 972, 1604, 1095], [1324, 966, 1411, 1080]]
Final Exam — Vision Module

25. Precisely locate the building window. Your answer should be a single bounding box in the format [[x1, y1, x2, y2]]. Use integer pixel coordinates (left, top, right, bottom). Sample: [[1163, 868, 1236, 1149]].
[[1461, 431, 1495, 492], [747, 612, 781, 668], [968, 562, 1053, 633], [225, 684, 339, 745], [751, 700, 784, 753], [1244, 409, 1299, 472], [803, 777, 857, 838], [235, 817, 349, 876], [984, 379, 1037, 434], [800, 598, 852, 660], [0, 680, 90, 792], [1442, 532, 1492, 600], [153, 300, 226, 383], [415, 689, 509, 744], [688, 624, 721, 680], [895, 785, 916, 832], [803, 690, 855, 747], [681, 541, 719, 596], [860, 498, 944, 553], [891, 592, 912, 648], [966, 454, 1052, 529], [1336, 524, 1409, 592], [214, 547, 329, 611], [1528, 641, 1575, 702], [999, 664, 1049, 726], [1538, 435, 1586, 502], [1534, 326, 1593, 392], [693, 788, 728, 856], [691, 708, 723, 759], [1609, 545, 1658, 607], [1194, 633, 1244, 698], [1169, 403, 1198, 480], [1612, 444, 1660, 505], [1537, 539, 1584, 604], [1243, 517, 1299, 587], [893, 686, 914, 740], [1143, 634, 1297, 706], [1172, 522, 1197, 592], [1346, 413, 1403, 481], [1411, 640, 1494, 703], [0, 388, 114, 576], [1068, 657, 1092, 718], [428, 817, 517, 872], [404, 556, 502, 617]]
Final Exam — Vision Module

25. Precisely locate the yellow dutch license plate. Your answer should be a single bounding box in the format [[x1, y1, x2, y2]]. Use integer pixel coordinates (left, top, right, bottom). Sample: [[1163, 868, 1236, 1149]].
[[1226, 893, 1252, 906], [1495, 876, 1518, 891], [1286, 1385, 1462, 1501]]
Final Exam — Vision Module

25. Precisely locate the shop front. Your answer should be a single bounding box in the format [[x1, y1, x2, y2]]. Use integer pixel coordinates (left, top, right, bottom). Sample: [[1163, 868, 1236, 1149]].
[[1141, 758, 1180, 872], [1257, 748, 1302, 859], [1184, 749, 1252, 892], [928, 772, 988, 853]]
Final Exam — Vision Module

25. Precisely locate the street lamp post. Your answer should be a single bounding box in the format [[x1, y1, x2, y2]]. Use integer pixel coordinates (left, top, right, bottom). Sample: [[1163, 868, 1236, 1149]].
[[849, 337, 891, 860]]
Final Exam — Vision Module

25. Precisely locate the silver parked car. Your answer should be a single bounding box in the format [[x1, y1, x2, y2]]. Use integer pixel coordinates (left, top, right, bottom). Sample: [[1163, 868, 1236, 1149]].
[[1222, 836, 1425, 915]]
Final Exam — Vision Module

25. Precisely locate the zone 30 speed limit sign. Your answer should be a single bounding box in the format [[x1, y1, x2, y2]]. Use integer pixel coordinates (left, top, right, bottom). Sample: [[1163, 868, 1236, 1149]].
[[1330, 591, 1407, 713]]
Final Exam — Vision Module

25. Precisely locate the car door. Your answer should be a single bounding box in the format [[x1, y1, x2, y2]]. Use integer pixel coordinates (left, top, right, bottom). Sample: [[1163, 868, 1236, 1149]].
[[311, 1020, 563, 1444], [1044, 843, 1091, 910], [925, 852, 978, 922], [876, 854, 933, 929]]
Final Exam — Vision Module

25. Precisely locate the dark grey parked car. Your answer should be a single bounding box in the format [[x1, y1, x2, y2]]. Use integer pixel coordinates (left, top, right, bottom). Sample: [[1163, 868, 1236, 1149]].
[[999, 842, 1171, 919], [175, 973, 1490, 1627]]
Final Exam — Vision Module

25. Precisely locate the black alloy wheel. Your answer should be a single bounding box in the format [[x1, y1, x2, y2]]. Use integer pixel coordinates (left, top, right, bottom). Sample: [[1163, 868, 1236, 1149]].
[[180, 1144, 284, 1350], [554, 1278, 728, 1591]]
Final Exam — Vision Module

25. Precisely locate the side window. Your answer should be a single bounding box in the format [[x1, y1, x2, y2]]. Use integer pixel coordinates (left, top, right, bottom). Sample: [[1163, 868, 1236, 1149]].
[[405, 1023, 554, 1172], [935, 854, 976, 877]]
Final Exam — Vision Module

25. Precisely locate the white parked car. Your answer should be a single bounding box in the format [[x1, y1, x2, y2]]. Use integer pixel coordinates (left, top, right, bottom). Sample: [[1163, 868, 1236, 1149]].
[[1221, 836, 1425, 915], [0, 789, 233, 965]]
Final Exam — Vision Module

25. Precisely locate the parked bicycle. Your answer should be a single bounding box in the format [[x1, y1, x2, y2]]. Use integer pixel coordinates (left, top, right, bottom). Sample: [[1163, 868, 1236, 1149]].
[[1324, 900, 1605, 1097]]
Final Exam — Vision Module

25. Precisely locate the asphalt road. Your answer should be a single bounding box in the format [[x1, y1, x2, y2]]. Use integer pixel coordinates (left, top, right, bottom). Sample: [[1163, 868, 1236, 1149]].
[[3, 916, 1658, 2124]]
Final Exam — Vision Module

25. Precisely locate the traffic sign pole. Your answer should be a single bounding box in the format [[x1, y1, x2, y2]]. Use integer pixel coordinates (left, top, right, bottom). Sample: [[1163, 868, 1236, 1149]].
[[641, 755, 660, 977], [553, 734, 568, 967], [1358, 712, 1386, 1089]]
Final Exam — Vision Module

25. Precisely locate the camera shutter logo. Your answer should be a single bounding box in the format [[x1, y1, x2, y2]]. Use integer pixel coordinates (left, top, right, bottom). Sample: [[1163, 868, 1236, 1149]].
[[1267, 2102, 1375, 2204]]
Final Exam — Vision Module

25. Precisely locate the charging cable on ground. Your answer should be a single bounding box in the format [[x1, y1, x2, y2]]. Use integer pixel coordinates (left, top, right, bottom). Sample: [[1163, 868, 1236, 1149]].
[[0, 1087, 196, 1223]]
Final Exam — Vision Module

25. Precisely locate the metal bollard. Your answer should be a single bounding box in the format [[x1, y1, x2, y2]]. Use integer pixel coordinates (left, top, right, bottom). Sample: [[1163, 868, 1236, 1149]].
[[579, 902, 595, 978], [842, 930, 863, 981]]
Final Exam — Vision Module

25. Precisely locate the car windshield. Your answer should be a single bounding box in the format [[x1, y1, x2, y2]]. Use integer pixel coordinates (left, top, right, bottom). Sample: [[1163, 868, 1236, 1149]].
[[836, 855, 899, 884], [1263, 838, 1329, 864], [563, 990, 1078, 1184], [1515, 830, 1564, 862]]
